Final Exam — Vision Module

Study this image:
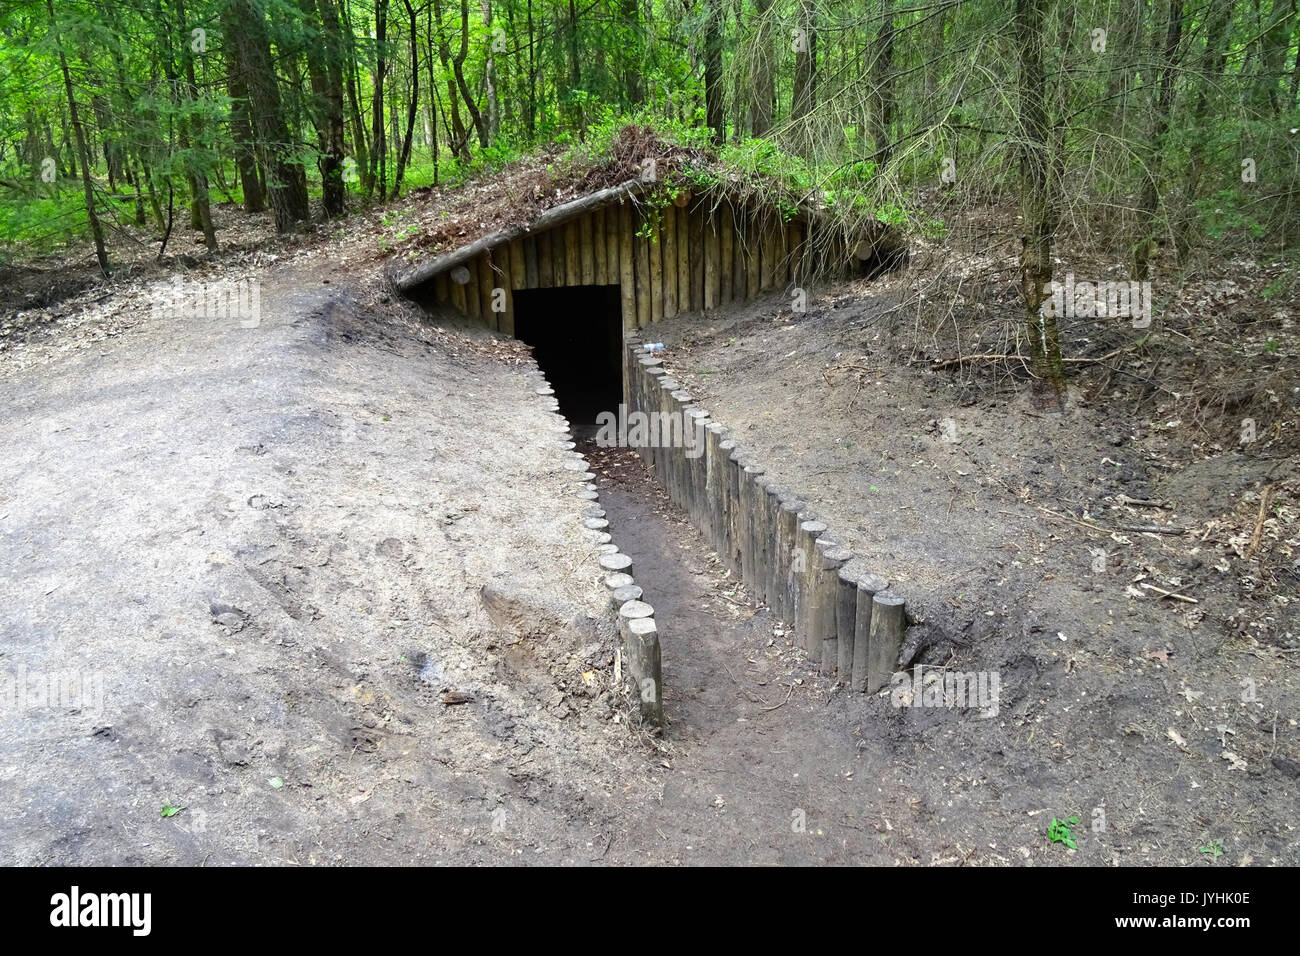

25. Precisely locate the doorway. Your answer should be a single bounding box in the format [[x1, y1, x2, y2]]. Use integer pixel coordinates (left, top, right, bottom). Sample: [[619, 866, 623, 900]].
[[513, 285, 623, 438]]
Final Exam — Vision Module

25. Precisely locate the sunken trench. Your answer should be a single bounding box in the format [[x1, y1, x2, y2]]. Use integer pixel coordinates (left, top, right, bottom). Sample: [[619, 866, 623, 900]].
[[396, 181, 911, 728]]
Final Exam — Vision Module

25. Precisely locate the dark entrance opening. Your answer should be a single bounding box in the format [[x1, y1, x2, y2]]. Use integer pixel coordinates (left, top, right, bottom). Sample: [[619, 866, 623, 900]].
[[513, 285, 623, 436]]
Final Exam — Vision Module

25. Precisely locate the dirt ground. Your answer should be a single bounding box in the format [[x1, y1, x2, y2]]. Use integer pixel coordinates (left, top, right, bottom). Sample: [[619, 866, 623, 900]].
[[2, 198, 1296, 866], [644, 273, 1299, 866], [0, 241, 653, 864]]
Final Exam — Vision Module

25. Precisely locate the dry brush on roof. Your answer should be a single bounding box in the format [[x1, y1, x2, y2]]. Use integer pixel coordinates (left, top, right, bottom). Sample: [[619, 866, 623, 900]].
[[390, 126, 902, 294]]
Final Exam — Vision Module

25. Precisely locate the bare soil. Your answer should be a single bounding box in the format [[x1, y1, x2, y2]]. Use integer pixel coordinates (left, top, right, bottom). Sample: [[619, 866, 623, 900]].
[[3, 196, 1295, 866], [643, 271, 1299, 865]]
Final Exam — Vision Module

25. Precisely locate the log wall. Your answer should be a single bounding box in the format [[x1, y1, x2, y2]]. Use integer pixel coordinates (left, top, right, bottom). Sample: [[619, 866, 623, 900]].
[[621, 333, 909, 694], [427, 196, 813, 334]]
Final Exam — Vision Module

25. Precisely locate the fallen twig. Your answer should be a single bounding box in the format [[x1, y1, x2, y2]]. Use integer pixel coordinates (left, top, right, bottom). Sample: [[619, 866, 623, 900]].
[[1247, 484, 1276, 558], [1139, 582, 1198, 604]]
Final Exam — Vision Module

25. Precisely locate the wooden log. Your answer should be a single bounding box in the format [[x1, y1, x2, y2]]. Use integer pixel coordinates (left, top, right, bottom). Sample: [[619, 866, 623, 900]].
[[497, 244, 515, 336], [739, 463, 764, 588], [689, 205, 705, 311], [600, 552, 633, 578], [593, 206, 607, 284], [622, 334, 639, 411], [650, 218, 664, 323], [640, 365, 666, 474], [787, 220, 804, 286], [394, 178, 644, 291], [834, 561, 859, 677], [761, 481, 785, 611], [704, 205, 720, 311], [619, 202, 636, 330], [509, 236, 526, 292], [777, 214, 791, 285], [619, 608, 663, 726], [852, 574, 889, 693], [732, 205, 748, 301], [551, 225, 565, 286], [480, 251, 499, 330], [685, 408, 709, 530], [751, 474, 774, 604], [795, 519, 828, 653], [719, 202, 734, 307], [607, 205, 621, 286], [564, 218, 580, 286], [450, 266, 468, 313], [662, 206, 678, 317], [761, 214, 778, 291], [676, 200, 690, 311], [434, 271, 449, 303], [703, 421, 727, 551], [776, 495, 806, 624], [524, 234, 539, 289], [717, 438, 738, 561], [817, 543, 851, 672], [580, 212, 595, 284], [746, 206, 762, 297], [465, 258, 482, 317], [867, 592, 906, 694], [636, 213, 651, 327], [665, 386, 691, 506], [538, 230, 554, 289], [726, 447, 746, 575]]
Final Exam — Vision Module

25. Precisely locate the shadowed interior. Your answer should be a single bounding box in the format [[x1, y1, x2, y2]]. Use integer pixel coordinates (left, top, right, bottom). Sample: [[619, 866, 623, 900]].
[[513, 285, 623, 437]]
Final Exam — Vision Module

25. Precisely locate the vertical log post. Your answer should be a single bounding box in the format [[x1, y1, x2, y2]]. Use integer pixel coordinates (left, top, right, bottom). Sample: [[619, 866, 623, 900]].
[[662, 206, 678, 317], [851, 573, 889, 692], [795, 519, 827, 652], [776, 496, 806, 624], [818, 545, 852, 673], [619, 203, 636, 330], [867, 592, 907, 693]]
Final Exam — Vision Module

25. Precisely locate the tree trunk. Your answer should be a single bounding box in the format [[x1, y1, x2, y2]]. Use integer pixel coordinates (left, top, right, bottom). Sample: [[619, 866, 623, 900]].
[[482, 0, 499, 141], [869, 0, 897, 165], [225, 0, 310, 231], [704, 1, 724, 142], [227, 39, 266, 213], [393, 0, 420, 195], [48, 0, 108, 274], [749, 0, 774, 135], [340, 0, 371, 195], [791, 0, 817, 132], [1014, 0, 1065, 406], [1132, 0, 1185, 281], [369, 0, 389, 200], [1176, 0, 1235, 259], [176, 0, 217, 250], [432, 0, 476, 158]]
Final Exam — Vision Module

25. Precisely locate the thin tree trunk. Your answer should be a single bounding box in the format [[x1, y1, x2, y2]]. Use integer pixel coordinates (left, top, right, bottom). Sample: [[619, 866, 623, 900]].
[[393, 0, 420, 194], [1015, 0, 1065, 406], [369, 0, 389, 200], [749, 0, 775, 135], [225, 0, 310, 231], [47, 0, 108, 275], [704, 0, 724, 142], [869, 0, 897, 165], [1133, 0, 1185, 281], [482, 0, 499, 141], [791, 0, 817, 131], [176, 0, 217, 250], [227, 41, 266, 213]]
